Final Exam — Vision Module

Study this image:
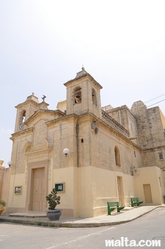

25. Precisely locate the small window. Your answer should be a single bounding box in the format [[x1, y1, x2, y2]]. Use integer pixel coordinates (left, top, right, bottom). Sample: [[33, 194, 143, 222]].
[[92, 88, 97, 106], [158, 152, 163, 160], [134, 151, 136, 158], [114, 146, 121, 166], [74, 87, 81, 104]]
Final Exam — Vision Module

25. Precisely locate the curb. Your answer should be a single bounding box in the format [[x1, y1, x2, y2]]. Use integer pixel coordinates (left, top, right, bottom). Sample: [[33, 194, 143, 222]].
[[0, 206, 159, 228]]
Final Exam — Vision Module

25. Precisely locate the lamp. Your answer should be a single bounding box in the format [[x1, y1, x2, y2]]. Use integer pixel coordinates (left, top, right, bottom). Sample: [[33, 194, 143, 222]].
[[8, 161, 12, 167], [63, 148, 69, 157]]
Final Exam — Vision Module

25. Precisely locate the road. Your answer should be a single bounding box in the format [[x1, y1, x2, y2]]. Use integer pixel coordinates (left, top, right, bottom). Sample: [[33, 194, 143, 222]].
[[0, 207, 165, 249]]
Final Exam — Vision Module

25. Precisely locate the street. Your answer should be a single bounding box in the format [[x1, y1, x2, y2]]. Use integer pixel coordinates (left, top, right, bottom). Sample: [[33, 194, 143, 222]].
[[0, 207, 165, 249]]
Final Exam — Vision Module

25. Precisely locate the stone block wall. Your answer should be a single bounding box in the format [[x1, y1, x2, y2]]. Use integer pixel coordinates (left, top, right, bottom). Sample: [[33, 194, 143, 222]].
[[0, 160, 11, 207]]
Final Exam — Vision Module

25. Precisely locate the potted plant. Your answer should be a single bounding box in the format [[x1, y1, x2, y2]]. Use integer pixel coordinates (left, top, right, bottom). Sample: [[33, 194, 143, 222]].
[[0, 199, 6, 215], [46, 188, 61, 220]]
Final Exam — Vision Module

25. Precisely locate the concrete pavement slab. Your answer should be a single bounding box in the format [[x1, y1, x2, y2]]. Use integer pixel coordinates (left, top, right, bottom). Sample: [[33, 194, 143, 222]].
[[0, 205, 163, 228]]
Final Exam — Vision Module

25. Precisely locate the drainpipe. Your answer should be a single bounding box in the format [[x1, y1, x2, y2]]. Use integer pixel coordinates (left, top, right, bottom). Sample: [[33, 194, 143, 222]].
[[76, 122, 79, 167]]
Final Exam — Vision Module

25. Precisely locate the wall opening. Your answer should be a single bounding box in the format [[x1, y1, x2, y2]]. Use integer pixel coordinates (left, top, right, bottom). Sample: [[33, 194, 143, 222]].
[[158, 152, 163, 160], [19, 109, 26, 129], [143, 184, 153, 203], [74, 87, 82, 104], [92, 88, 97, 106], [114, 146, 121, 166]]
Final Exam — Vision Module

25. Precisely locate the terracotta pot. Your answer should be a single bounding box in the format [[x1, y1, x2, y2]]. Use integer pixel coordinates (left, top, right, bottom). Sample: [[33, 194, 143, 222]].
[[0, 208, 4, 215], [46, 209, 61, 221]]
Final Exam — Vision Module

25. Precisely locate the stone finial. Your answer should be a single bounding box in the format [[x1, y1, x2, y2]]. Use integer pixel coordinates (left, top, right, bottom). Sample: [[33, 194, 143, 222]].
[[75, 67, 87, 79], [0, 159, 4, 166], [26, 93, 39, 103]]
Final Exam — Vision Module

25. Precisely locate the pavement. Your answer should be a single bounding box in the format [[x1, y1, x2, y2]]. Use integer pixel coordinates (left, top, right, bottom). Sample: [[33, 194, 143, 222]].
[[0, 205, 163, 228]]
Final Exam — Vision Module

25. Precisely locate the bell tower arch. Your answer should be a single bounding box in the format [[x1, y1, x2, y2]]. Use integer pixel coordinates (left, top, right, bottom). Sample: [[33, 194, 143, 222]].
[[64, 67, 103, 117]]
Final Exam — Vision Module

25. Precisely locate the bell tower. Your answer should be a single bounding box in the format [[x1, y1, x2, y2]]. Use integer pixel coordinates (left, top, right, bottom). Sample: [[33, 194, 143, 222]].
[[14, 93, 40, 132], [64, 67, 102, 117]]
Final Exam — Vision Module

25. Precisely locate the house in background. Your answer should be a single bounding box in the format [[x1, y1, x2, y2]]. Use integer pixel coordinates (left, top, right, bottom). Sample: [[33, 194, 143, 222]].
[[0, 68, 165, 217]]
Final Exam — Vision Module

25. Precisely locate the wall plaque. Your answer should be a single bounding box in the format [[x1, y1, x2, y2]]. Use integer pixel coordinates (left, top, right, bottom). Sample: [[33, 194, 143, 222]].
[[55, 183, 65, 193], [14, 186, 22, 195]]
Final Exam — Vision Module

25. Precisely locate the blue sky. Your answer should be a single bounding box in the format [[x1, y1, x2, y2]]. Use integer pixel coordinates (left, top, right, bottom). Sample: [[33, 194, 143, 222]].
[[0, 0, 165, 167]]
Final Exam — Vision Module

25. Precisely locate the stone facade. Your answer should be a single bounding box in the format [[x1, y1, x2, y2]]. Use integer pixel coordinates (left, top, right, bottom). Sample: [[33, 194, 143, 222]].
[[1, 68, 165, 217]]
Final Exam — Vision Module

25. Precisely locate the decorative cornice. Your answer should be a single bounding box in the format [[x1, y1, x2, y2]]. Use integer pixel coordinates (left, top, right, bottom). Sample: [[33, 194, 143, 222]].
[[10, 127, 34, 140], [64, 69, 102, 90], [15, 99, 39, 109]]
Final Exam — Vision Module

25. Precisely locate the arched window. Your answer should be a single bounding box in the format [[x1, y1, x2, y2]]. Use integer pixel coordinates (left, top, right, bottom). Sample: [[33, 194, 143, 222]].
[[114, 146, 121, 166], [92, 88, 97, 106], [19, 109, 26, 129], [74, 87, 81, 104], [22, 110, 26, 122]]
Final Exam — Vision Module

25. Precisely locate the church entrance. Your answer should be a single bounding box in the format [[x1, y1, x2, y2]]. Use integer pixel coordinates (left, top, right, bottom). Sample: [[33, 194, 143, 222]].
[[27, 160, 48, 212], [31, 167, 45, 211]]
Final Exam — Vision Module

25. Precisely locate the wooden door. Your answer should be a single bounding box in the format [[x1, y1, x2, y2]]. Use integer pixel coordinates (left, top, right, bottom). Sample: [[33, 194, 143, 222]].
[[117, 176, 124, 206], [143, 184, 153, 203], [32, 168, 45, 211]]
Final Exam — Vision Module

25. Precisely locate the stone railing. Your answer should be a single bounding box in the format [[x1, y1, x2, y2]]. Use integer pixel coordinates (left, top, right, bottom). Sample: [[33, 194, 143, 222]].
[[102, 109, 129, 137]]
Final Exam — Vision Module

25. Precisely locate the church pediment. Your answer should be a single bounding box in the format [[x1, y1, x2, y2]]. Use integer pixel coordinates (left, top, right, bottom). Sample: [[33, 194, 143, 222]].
[[24, 109, 65, 127]]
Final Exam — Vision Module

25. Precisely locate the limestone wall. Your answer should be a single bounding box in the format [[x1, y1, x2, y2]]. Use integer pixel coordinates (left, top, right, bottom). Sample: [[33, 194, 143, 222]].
[[104, 105, 138, 145], [0, 160, 4, 198], [7, 173, 26, 211], [78, 115, 142, 174], [78, 167, 134, 217], [134, 166, 164, 204], [0, 160, 11, 209]]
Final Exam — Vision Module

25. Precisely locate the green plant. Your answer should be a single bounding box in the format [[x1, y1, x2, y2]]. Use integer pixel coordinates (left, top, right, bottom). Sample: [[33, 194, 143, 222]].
[[46, 188, 60, 210], [0, 199, 6, 207]]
